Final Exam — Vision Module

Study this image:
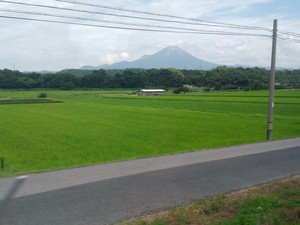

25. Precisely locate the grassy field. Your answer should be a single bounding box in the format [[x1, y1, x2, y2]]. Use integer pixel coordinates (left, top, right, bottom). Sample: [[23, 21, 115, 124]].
[[0, 89, 299, 176], [117, 175, 300, 225]]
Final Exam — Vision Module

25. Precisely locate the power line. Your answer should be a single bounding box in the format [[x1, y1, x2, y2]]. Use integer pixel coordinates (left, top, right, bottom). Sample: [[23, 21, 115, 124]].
[[2, 0, 299, 43], [0, 8, 271, 37], [52, 0, 272, 32], [277, 29, 300, 43], [0, 8, 252, 33], [0, 15, 272, 37], [277, 36, 300, 44], [0, 0, 234, 28], [0, 0, 272, 33], [1, 0, 299, 41], [278, 30, 300, 38]]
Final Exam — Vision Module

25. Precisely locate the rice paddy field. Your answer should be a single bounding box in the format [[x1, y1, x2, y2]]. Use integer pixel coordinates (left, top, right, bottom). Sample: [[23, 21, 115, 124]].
[[0, 89, 299, 176]]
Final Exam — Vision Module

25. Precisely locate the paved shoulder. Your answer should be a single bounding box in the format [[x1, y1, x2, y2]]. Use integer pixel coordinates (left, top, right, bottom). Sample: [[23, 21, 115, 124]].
[[1, 146, 300, 225], [1, 138, 300, 198]]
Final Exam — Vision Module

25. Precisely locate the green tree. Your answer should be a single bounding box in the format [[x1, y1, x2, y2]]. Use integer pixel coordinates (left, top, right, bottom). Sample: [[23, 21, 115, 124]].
[[173, 87, 189, 94], [16, 77, 38, 88]]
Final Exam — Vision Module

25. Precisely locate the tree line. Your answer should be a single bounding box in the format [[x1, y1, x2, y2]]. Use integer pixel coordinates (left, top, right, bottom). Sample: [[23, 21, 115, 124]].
[[0, 67, 299, 90]]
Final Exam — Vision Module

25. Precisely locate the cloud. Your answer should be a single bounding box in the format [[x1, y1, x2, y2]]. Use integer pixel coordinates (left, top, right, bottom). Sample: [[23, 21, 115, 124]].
[[0, 0, 299, 70], [101, 52, 130, 64]]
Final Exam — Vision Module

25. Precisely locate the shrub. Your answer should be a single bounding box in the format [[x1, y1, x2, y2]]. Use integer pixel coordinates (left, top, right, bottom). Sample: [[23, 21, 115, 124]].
[[38, 92, 47, 98], [203, 86, 211, 92], [173, 87, 189, 94]]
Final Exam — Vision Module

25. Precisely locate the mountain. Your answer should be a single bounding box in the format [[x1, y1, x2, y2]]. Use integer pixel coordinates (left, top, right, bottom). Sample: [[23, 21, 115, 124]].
[[81, 46, 219, 70]]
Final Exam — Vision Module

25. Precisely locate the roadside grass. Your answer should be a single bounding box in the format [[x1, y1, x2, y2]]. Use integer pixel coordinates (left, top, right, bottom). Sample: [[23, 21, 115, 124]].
[[117, 175, 300, 225], [0, 89, 299, 176]]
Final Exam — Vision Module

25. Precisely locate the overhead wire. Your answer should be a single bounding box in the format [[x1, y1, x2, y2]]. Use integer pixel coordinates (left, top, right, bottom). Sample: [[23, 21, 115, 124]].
[[277, 29, 300, 44], [0, 8, 271, 37], [277, 36, 300, 44], [51, 0, 272, 32], [0, 0, 272, 33], [278, 31, 300, 38], [1, 0, 299, 43], [0, 15, 272, 37]]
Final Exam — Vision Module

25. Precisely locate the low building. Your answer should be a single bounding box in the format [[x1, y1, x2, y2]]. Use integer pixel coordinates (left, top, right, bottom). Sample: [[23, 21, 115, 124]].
[[138, 89, 166, 96]]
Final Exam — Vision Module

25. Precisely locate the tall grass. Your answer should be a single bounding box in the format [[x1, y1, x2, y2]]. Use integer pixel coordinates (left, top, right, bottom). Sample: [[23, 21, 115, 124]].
[[0, 89, 299, 175], [118, 175, 300, 225]]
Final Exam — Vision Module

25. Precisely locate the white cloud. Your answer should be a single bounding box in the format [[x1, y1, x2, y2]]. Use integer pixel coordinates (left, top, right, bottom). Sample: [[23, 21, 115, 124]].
[[0, 0, 299, 70], [101, 52, 130, 64]]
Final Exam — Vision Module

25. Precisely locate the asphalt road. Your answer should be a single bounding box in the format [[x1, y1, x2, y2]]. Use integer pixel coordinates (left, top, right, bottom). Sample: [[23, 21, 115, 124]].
[[0, 139, 300, 225]]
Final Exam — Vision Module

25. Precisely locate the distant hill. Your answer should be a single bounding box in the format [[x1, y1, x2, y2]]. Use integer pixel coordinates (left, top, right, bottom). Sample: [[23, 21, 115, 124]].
[[81, 46, 219, 70], [58, 69, 93, 76]]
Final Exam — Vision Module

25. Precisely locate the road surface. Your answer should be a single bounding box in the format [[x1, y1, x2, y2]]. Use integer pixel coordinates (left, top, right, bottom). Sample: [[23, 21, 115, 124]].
[[0, 138, 300, 225]]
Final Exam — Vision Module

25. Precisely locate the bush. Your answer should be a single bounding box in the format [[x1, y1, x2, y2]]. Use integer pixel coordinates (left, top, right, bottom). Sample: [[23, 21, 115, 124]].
[[222, 84, 238, 90], [203, 87, 211, 92], [173, 87, 189, 94], [38, 93, 47, 98]]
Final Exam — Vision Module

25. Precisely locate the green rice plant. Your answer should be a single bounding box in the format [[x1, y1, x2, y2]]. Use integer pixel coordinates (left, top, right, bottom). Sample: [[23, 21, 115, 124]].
[[0, 89, 299, 175]]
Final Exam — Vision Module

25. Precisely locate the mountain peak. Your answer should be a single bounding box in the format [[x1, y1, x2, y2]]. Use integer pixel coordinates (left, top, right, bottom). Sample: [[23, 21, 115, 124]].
[[81, 46, 219, 70], [162, 46, 182, 52], [157, 46, 186, 57]]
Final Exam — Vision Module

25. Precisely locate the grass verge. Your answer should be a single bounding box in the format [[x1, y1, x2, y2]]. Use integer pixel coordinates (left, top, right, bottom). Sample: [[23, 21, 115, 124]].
[[117, 175, 300, 225]]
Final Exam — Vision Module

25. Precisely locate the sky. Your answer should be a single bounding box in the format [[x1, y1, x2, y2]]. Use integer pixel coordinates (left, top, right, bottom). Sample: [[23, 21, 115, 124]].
[[0, 0, 299, 71]]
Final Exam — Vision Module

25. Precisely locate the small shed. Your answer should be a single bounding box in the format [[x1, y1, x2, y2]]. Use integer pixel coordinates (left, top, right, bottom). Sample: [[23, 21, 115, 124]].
[[138, 89, 166, 96]]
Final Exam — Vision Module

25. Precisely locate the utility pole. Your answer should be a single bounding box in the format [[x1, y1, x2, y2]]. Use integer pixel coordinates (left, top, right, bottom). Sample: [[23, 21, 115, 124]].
[[266, 19, 278, 141]]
